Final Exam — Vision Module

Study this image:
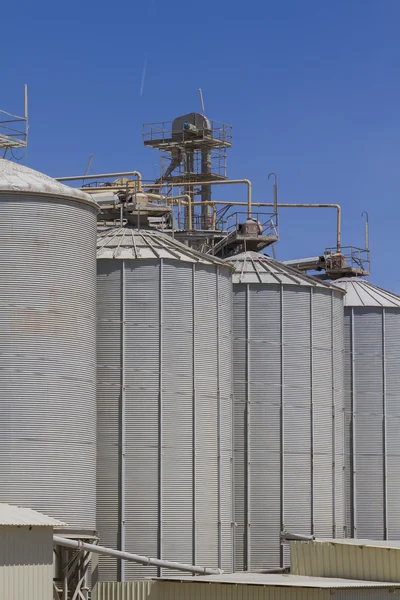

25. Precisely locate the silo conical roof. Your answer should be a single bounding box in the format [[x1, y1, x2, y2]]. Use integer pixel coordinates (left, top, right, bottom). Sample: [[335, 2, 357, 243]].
[[226, 251, 342, 289], [0, 158, 97, 207], [97, 227, 231, 267], [334, 277, 400, 308]]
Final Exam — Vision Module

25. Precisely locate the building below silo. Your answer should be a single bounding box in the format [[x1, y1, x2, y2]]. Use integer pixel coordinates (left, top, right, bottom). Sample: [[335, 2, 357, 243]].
[[226, 251, 345, 571], [94, 572, 400, 600], [96, 227, 234, 581], [334, 277, 400, 540], [0, 503, 65, 600]]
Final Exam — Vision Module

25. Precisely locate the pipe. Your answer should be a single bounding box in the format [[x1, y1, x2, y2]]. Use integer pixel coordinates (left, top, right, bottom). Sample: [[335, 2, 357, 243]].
[[53, 536, 222, 576], [179, 200, 341, 253], [276, 203, 341, 253], [143, 179, 253, 219], [145, 194, 192, 229], [280, 531, 315, 542], [56, 171, 143, 191], [268, 173, 278, 227], [362, 211, 369, 251]]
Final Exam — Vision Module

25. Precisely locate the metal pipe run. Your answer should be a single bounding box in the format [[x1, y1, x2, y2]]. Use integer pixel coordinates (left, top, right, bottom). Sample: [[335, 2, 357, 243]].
[[362, 211, 369, 251], [280, 531, 315, 542], [268, 173, 278, 227], [182, 200, 341, 253], [146, 194, 193, 229], [278, 203, 341, 253], [143, 179, 253, 221], [56, 171, 143, 191], [53, 536, 223, 576]]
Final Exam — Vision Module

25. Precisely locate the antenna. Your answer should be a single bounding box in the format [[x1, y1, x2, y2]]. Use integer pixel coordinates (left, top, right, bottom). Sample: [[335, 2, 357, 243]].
[[268, 172, 278, 227], [199, 88, 205, 114], [84, 154, 94, 176], [24, 84, 29, 151], [362, 211, 369, 250]]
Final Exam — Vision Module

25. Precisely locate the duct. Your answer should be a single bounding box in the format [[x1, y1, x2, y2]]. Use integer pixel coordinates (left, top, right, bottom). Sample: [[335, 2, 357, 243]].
[[94, 192, 120, 208], [143, 179, 253, 220], [53, 536, 223, 576], [183, 201, 341, 253], [280, 532, 315, 542], [56, 171, 143, 192]]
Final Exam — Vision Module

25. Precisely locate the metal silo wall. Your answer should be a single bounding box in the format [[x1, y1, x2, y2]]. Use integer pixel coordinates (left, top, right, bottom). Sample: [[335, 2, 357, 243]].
[[384, 309, 400, 539], [0, 195, 97, 527], [333, 295, 345, 538], [344, 307, 400, 540], [96, 259, 233, 581], [232, 286, 247, 572], [233, 284, 344, 571], [343, 309, 352, 536]]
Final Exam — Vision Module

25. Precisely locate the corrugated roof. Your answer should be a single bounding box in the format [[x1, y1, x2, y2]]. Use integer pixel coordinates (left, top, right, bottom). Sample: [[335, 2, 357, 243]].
[[157, 573, 400, 589], [291, 538, 400, 582], [225, 251, 343, 290], [334, 277, 400, 308], [313, 538, 400, 549], [97, 227, 231, 268], [0, 158, 98, 208], [0, 503, 66, 527]]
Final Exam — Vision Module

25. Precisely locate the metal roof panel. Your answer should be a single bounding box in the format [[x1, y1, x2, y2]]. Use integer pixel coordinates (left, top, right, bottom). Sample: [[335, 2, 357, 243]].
[[0, 158, 97, 207], [97, 227, 232, 268], [156, 572, 400, 589], [0, 503, 66, 527], [225, 251, 343, 291], [334, 277, 400, 308]]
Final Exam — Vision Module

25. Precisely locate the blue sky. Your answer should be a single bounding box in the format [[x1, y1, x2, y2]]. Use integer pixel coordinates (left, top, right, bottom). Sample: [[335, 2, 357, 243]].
[[2, 0, 400, 290]]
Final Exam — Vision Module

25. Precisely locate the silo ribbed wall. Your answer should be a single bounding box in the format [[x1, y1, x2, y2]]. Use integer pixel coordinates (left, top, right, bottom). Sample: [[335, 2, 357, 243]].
[[232, 271, 345, 571], [343, 306, 400, 539], [97, 248, 233, 580], [0, 193, 97, 528]]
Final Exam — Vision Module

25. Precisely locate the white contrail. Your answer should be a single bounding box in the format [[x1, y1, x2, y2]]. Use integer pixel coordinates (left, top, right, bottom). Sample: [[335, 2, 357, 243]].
[[140, 55, 147, 96]]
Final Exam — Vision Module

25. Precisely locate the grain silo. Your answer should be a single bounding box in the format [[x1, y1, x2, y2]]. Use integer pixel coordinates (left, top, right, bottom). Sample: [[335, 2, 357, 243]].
[[334, 277, 400, 540], [0, 158, 98, 528], [227, 251, 345, 571], [96, 227, 233, 581]]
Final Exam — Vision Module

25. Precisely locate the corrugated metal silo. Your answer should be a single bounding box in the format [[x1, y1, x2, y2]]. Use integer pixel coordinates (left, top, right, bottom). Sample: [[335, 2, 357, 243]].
[[96, 227, 233, 580], [0, 159, 98, 527], [334, 277, 400, 540], [227, 251, 345, 571]]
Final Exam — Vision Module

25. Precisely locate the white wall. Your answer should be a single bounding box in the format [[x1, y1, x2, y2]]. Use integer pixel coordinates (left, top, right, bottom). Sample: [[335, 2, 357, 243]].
[[0, 526, 53, 600]]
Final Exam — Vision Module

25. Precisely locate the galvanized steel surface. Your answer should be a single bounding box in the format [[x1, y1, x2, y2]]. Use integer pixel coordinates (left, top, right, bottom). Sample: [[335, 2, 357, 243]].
[[227, 251, 339, 287], [0, 526, 54, 600], [0, 181, 97, 527], [95, 581, 322, 600], [96, 228, 233, 580], [94, 580, 400, 600], [0, 504, 65, 527], [228, 252, 345, 571], [97, 228, 228, 265], [94, 581, 154, 600], [336, 277, 400, 308], [157, 572, 400, 588], [311, 538, 400, 548], [0, 158, 97, 206], [291, 539, 400, 583], [334, 278, 400, 540]]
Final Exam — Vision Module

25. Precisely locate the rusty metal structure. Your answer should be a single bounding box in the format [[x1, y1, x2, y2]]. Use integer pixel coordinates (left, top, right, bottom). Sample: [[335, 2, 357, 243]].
[[142, 112, 279, 256], [0, 85, 29, 156]]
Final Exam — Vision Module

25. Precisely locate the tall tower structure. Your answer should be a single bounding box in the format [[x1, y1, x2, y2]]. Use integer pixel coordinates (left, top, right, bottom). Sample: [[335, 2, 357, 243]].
[[143, 112, 232, 229]]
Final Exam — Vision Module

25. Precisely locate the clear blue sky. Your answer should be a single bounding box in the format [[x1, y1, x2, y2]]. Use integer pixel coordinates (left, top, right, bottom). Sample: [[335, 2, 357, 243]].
[[2, 0, 400, 291]]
